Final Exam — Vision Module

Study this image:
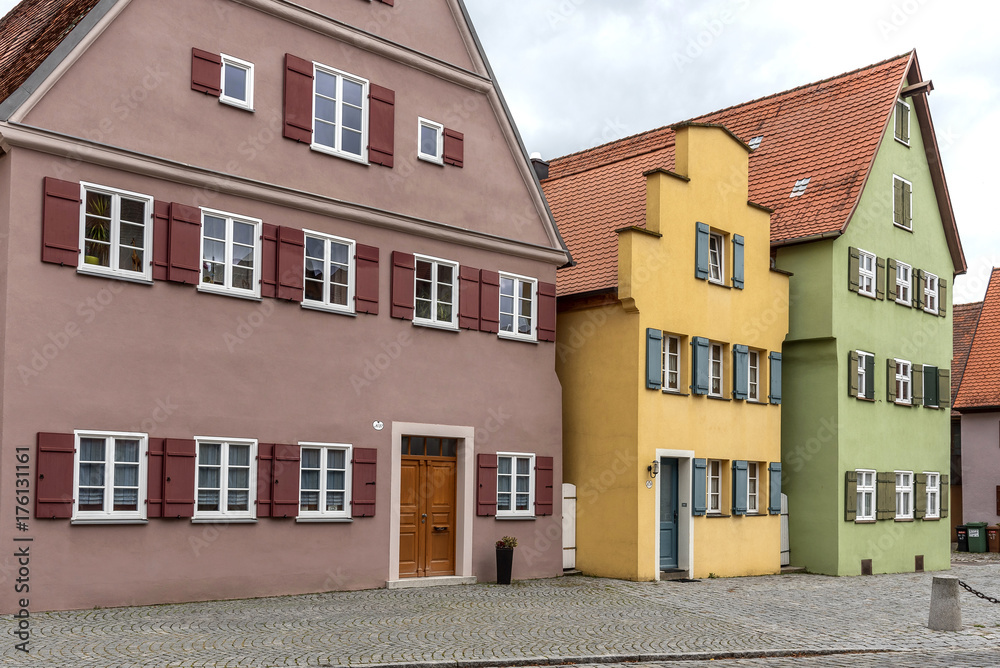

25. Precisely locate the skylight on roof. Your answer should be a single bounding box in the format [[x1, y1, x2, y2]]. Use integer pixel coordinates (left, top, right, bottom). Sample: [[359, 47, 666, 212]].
[[748, 136, 763, 150], [790, 178, 810, 197]]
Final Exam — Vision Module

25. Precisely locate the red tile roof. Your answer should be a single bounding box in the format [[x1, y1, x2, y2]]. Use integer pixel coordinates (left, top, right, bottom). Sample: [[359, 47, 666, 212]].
[[952, 301, 983, 415], [543, 53, 944, 297], [954, 270, 1000, 410], [0, 0, 101, 106]]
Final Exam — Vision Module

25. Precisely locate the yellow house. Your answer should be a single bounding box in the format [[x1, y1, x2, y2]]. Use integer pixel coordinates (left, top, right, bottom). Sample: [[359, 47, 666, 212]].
[[542, 124, 789, 580]]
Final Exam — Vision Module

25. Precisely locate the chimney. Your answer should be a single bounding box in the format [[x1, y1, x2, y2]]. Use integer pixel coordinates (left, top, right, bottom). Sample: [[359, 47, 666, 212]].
[[530, 152, 549, 180]]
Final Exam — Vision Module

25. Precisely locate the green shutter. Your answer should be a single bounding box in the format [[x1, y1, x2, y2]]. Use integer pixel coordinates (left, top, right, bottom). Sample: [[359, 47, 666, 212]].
[[886, 358, 897, 403], [893, 179, 904, 226], [941, 474, 949, 519], [894, 103, 903, 141], [901, 102, 910, 143], [845, 470, 858, 521], [768, 462, 782, 515], [848, 350, 859, 398], [768, 352, 782, 405], [912, 364, 923, 406], [732, 344, 748, 400], [914, 473, 927, 519], [913, 269, 923, 309], [864, 354, 875, 399], [902, 180, 912, 228], [695, 222, 710, 280], [692, 459, 707, 516], [876, 257, 886, 300], [876, 471, 895, 520], [848, 247, 860, 293], [938, 278, 947, 317], [646, 328, 662, 390], [924, 365, 938, 407], [732, 460, 748, 516], [887, 259, 898, 301], [732, 234, 745, 289], [691, 337, 710, 395], [938, 369, 951, 408]]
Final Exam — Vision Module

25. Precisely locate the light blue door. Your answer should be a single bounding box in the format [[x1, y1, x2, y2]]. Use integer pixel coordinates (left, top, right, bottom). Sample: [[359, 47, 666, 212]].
[[659, 458, 679, 570]]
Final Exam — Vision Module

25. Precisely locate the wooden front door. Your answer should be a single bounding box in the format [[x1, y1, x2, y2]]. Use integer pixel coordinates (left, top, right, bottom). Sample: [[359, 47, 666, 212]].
[[399, 436, 457, 578]]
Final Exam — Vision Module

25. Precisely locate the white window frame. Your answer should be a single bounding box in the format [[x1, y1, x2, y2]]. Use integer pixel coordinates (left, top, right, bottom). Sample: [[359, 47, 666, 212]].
[[894, 98, 910, 146], [709, 343, 724, 397], [220, 54, 254, 111], [312, 62, 369, 163], [893, 175, 913, 230], [297, 442, 352, 521], [193, 437, 257, 521], [895, 358, 912, 405], [708, 232, 724, 284], [895, 261, 912, 305], [662, 335, 680, 392], [924, 472, 940, 519], [895, 470, 913, 520], [708, 460, 722, 514], [857, 351, 874, 400], [72, 430, 148, 522], [747, 462, 759, 514], [498, 272, 538, 342], [77, 182, 154, 283], [924, 272, 939, 314], [856, 469, 875, 522], [414, 254, 459, 329], [857, 248, 876, 298], [417, 117, 444, 164], [302, 230, 355, 315], [748, 350, 760, 401], [198, 208, 262, 299], [497, 452, 535, 518]]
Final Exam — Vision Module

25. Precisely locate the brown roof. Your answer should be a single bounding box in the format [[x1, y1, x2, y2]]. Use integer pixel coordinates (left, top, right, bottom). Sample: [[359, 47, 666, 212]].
[[952, 301, 983, 415], [0, 0, 101, 106], [543, 52, 963, 297], [954, 269, 1000, 410]]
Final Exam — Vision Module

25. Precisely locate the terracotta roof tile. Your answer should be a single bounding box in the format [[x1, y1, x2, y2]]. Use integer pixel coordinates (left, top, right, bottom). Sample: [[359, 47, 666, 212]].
[[544, 54, 912, 297], [0, 0, 101, 106], [952, 301, 982, 415], [954, 270, 1000, 410]]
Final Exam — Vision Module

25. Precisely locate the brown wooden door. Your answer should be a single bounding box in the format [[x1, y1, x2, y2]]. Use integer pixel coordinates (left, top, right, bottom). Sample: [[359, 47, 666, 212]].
[[399, 455, 456, 577]]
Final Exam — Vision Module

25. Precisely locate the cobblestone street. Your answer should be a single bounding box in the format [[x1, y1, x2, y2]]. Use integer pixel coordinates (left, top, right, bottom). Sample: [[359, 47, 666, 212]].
[[2, 561, 999, 667]]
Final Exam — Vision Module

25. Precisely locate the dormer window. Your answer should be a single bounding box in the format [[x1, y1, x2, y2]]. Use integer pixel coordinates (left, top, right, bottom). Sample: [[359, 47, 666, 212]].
[[791, 178, 810, 197]]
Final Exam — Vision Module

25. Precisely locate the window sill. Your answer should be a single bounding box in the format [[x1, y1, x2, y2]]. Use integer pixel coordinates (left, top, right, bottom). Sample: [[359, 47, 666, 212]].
[[893, 223, 913, 233], [855, 396, 876, 403], [894, 137, 910, 148], [894, 299, 912, 307], [894, 518, 915, 522], [922, 308, 938, 316], [924, 405, 940, 410], [859, 291, 877, 300], [708, 281, 732, 290], [496, 515, 536, 521], [662, 389, 689, 397], [191, 518, 258, 524], [418, 154, 444, 166], [296, 517, 353, 523], [854, 519, 877, 524], [498, 332, 538, 344], [310, 143, 369, 166], [893, 400, 913, 407], [220, 98, 254, 112], [745, 399, 768, 406], [923, 516, 941, 521], [197, 284, 262, 302], [413, 319, 460, 333], [706, 513, 731, 518], [77, 266, 153, 286], [301, 301, 356, 317], [71, 518, 149, 525], [707, 395, 731, 402]]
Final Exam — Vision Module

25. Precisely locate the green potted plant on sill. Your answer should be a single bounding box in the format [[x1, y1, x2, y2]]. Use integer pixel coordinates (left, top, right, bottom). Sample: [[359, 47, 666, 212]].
[[495, 535, 517, 585]]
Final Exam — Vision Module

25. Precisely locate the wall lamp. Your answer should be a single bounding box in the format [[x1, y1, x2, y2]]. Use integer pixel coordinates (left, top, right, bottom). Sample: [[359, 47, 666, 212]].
[[647, 460, 659, 478]]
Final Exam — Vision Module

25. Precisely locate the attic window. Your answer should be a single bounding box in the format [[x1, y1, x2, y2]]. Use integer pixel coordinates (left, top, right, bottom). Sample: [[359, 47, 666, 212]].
[[748, 136, 763, 150], [790, 178, 810, 197]]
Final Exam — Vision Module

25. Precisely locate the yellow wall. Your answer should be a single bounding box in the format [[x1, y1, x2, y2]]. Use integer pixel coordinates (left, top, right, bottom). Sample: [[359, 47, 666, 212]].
[[558, 125, 789, 580]]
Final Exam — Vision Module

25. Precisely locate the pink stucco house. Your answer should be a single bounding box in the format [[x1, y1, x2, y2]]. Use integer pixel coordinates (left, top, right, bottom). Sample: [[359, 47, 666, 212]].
[[0, 0, 570, 612]]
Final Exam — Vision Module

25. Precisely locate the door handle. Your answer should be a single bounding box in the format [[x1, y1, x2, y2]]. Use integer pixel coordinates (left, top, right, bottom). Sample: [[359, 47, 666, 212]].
[[433, 526, 448, 532], [421, 513, 427, 524]]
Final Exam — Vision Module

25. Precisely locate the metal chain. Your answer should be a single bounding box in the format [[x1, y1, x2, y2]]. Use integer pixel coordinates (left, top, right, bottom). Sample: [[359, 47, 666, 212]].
[[959, 580, 1000, 604]]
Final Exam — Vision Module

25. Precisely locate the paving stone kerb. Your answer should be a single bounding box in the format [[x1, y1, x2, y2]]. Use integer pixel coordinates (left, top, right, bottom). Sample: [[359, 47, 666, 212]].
[[2, 564, 999, 668]]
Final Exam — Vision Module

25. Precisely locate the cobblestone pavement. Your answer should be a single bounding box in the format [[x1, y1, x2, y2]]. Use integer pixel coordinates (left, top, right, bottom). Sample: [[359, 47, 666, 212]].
[[2, 562, 999, 667]]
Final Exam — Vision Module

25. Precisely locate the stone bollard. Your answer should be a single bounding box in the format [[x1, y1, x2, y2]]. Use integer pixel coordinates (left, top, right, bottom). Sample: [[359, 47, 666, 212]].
[[928, 576, 962, 631]]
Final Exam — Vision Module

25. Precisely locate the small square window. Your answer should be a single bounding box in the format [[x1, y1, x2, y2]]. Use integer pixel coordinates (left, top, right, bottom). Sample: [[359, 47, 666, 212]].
[[895, 261, 912, 305], [856, 469, 875, 521], [73, 430, 147, 521], [199, 208, 262, 299], [414, 255, 459, 329], [499, 273, 537, 341], [299, 443, 351, 519], [220, 54, 254, 110], [78, 183, 154, 282], [418, 118, 444, 164], [303, 231, 355, 314], [497, 453, 534, 517]]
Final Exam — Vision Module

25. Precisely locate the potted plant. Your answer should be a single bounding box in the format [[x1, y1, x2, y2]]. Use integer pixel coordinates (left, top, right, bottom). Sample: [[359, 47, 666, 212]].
[[495, 535, 517, 585]]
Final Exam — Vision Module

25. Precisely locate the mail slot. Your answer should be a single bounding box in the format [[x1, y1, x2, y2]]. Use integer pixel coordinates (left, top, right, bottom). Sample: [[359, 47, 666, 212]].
[[433, 526, 448, 532]]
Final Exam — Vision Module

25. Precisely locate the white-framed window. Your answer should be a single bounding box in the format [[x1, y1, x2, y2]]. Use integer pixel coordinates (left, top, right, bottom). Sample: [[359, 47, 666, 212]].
[[925, 472, 940, 519], [298, 443, 351, 519], [499, 272, 537, 341], [194, 438, 257, 520], [708, 232, 724, 284], [78, 183, 154, 282], [856, 469, 875, 521], [895, 359, 912, 405], [747, 462, 759, 514], [73, 430, 147, 521], [895, 471, 913, 520], [497, 453, 534, 518], [893, 175, 913, 230], [312, 63, 368, 162], [417, 117, 444, 164], [894, 98, 910, 145], [857, 351, 874, 399], [220, 54, 254, 111], [748, 350, 760, 401], [199, 208, 261, 298], [709, 343, 724, 397], [895, 261, 912, 305], [858, 248, 876, 298], [708, 460, 722, 513], [924, 272, 939, 314], [414, 255, 458, 328], [662, 335, 680, 392], [303, 231, 355, 314]]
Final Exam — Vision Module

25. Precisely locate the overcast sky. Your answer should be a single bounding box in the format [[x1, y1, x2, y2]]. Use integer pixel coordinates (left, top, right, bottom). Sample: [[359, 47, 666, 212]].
[[0, 0, 994, 302]]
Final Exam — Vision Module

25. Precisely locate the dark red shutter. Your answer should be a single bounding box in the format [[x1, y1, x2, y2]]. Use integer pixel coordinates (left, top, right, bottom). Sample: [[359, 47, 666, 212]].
[[260, 223, 278, 298], [537, 281, 557, 342], [535, 456, 554, 516], [277, 226, 304, 301], [256, 443, 274, 518], [443, 128, 464, 168], [391, 251, 415, 319], [352, 448, 377, 517], [163, 438, 196, 518], [35, 432, 74, 519], [152, 201, 170, 280], [167, 203, 201, 284], [272, 443, 301, 518], [458, 266, 481, 329], [284, 53, 314, 143], [355, 244, 380, 314], [368, 84, 395, 167], [41, 177, 80, 265], [191, 48, 221, 96], [147, 438, 165, 518], [477, 453, 497, 516], [479, 270, 500, 333]]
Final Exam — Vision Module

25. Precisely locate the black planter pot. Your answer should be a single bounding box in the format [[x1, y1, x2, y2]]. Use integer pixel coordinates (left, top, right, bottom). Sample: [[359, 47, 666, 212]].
[[496, 547, 514, 584]]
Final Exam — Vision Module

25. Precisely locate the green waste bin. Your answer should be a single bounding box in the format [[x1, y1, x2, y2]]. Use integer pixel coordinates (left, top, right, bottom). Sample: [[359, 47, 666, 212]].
[[967, 522, 989, 553]]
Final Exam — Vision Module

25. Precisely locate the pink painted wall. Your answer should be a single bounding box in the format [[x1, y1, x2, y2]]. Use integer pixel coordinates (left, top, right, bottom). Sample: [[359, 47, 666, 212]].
[[960, 413, 1000, 525]]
